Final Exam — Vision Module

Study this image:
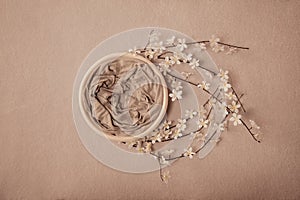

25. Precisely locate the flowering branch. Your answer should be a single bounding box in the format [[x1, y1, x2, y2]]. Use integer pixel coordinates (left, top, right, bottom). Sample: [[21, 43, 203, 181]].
[[166, 40, 249, 50], [122, 31, 261, 183], [166, 72, 260, 143]]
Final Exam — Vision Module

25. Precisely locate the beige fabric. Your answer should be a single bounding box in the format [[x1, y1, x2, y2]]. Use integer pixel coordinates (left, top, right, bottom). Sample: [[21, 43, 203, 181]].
[[84, 55, 164, 138]]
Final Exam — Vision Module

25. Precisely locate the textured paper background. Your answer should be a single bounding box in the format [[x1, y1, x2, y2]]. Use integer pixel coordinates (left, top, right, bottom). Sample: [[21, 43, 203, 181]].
[[0, 0, 299, 199]]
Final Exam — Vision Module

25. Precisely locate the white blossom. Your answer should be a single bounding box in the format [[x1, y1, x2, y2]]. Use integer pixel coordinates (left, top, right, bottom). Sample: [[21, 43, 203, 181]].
[[228, 101, 241, 113], [197, 81, 210, 90], [162, 130, 172, 139], [176, 38, 188, 51], [219, 80, 231, 92], [151, 133, 162, 144], [181, 71, 193, 80], [163, 56, 175, 67], [179, 52, 193, 63], [183, 147, 195, 159], [198, 118, 209, 129], [170, 53, 181, 64], [172, 129, 182, 139], [145, 48, 157, 59], [169, 89, 183, 101], [225, 92, 237, 101], [161, 120, 172, 130], [185, 109, 198, 119], [176, 119, 187, 132], [189, 58, 200, 69], [217, 69, 229, 81], [209, 35, 220, 47], [230, 113, 242, 126], [150, 41, 166, 53], [194, 42, 206, 50], [214, 122, 225, 132], [159, 56, 174, 75]]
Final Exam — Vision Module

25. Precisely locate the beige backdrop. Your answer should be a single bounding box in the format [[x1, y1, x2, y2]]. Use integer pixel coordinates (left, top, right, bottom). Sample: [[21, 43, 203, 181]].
[[0, 0, 299, 199]]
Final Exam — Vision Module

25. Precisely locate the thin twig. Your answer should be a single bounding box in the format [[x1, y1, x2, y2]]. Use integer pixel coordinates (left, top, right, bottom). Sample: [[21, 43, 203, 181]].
[[240, 119, 260, 143], [165, 40, 249, 50], [203, 88, 219, 107], [231, 86, 246, 112], [217, 42, 249, 50]]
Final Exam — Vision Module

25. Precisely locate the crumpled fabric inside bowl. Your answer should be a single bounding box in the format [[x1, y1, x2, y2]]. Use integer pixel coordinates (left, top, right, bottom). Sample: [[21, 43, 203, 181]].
[[82, 54, 166, 139]]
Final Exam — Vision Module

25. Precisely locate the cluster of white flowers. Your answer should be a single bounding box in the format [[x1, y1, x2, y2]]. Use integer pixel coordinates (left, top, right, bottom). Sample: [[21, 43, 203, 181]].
[[122, 31, 259, 183], [219, 75, 231, 93]]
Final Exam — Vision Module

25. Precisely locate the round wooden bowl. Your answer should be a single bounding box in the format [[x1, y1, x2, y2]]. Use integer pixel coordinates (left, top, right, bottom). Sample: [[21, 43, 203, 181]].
[[78, 53, 168, 142]]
